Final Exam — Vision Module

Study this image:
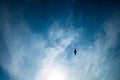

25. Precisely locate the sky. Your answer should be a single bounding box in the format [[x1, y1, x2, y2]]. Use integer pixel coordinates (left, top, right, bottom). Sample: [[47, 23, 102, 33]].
[[0, 0, 120, 80]]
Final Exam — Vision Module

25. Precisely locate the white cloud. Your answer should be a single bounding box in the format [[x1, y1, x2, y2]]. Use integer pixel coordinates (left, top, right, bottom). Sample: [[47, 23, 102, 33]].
[[1, 12, 120, 80]]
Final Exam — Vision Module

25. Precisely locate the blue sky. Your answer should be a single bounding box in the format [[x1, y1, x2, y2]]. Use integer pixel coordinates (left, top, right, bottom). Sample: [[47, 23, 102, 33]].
[[0, 0, 120, 80]]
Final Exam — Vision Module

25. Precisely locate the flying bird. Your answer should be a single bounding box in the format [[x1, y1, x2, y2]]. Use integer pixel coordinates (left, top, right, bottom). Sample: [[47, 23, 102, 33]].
[[74, 48, 77, 55]]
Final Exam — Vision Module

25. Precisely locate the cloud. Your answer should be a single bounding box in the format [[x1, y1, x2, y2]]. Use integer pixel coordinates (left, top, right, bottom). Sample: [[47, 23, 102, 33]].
[[2, 19, 79, 80], [104, 12, 120, 49], [1, 11, 120, 80]]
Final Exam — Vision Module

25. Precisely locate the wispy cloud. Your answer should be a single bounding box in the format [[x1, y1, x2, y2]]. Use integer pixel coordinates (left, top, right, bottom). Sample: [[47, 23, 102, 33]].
[[1, 11, 120, 80]]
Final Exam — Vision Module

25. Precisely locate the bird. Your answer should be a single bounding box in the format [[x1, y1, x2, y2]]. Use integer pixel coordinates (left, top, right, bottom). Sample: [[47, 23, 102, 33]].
[[74, 48, 77, 55]]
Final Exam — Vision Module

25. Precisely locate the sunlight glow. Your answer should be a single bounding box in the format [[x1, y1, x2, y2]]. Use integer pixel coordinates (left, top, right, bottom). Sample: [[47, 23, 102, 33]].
[[48, 67, 67, 80], [35, 65, 68, 80]]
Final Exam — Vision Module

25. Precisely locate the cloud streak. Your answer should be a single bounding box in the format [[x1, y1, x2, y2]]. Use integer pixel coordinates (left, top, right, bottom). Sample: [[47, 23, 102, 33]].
[[0, 11, 120, 80]]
